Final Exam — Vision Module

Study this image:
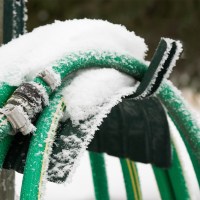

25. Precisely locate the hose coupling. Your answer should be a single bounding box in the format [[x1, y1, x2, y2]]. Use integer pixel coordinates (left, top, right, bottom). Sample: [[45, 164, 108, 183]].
[[0, 104, 34, 135], [38, 69, 61, 91]]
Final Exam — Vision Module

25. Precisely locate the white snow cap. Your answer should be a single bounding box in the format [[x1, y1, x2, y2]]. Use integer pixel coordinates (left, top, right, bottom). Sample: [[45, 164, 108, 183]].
[[63, 68, 138, 126], [49, 68, 139, 183], [0, 19, 148, 85]]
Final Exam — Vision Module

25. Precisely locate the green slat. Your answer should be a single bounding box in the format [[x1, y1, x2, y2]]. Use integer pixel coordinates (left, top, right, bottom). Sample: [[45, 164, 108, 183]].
[[166, 145, 190, 200], [153, 166, 175, 200], [89, 152, 110, 200], [130, 161, 142, 200], [120, 158, 137, 200]]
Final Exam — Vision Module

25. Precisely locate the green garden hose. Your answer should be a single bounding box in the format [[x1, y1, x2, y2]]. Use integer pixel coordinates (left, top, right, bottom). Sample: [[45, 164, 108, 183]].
[[0, 83, 16, 108], [0, 51, 147, 139], [0, 50, 199, 199], [50, 52, 200, 182], [89, 152, 110, 200], [120, 159, 142, 200], [166, 144, 190, 200], [129, 161, 142, 200], [154, 142, 191, 200], [152, 167, 175, 200], [152, 115, 199, 200], [158, 82, 200, 184], [0, 6, 199, 198], [20, 93, 65, 200], [41, 51, 200, 172]]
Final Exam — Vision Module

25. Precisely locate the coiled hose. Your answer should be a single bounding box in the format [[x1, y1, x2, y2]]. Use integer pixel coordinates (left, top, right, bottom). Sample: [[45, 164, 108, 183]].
[[0, 51, 199, 199]]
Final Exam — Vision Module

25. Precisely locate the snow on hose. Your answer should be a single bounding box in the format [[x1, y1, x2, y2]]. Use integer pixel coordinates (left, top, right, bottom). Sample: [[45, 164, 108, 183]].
[[0, 50, 199, 182], [0, 19, 199, 199], [20, 93, 65, 200]]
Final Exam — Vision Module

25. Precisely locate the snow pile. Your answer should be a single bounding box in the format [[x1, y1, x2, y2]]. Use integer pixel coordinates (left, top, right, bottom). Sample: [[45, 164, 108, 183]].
[[0, 19, 147, 86], [63, 68, 137, 126], [0, 19, 148, 183], [48, 68, 139, 181]]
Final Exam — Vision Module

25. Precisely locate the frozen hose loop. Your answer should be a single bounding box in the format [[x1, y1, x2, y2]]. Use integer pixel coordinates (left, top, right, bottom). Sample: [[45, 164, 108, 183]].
[[38, 68, 61, 91], [0, 104, 35, 135]]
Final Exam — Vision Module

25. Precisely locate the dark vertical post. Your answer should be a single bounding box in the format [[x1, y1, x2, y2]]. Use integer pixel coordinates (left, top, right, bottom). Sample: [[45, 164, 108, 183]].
[[0, 0, 26, 199], [0, 0, 3, 44], [3, 0, 26, 44]]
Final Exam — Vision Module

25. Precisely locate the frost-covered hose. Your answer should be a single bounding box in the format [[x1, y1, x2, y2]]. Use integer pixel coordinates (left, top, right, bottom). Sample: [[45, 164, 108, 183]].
[[89, 152, 110, 200], [157, 83, 200, 185], [89, 153, 143, 200], [153, 144, 191, 200], [152, 167, 175, 200], [0, 51, 146, 136], [20, 93, 65, 200], [0, 51, 199, 186], [120, 159, 142, 200], [47, 51, 200, 182], [166, 145, 191, 200], [153, 143, 198, 200], [1, 51, 199, 166], [0, 52, 145, 172], [153, 114, 200, 200], [0, 83, 16, 108], [50, 51, 200, 184]]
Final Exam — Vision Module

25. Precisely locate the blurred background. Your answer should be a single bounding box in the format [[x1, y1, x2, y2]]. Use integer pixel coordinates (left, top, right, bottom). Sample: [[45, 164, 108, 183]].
[[26, 0, 200, 94]]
